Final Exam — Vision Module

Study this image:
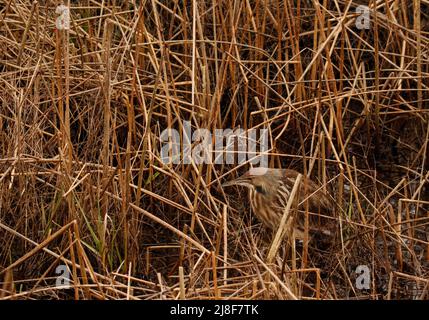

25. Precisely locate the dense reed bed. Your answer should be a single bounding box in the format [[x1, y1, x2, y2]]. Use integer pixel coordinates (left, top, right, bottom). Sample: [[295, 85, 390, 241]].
[[0, 0, 428, 299]]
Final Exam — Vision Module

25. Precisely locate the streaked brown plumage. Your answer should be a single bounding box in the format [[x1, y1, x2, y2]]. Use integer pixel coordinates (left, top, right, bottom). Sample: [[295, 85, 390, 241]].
[[222, 168, 335, 239]]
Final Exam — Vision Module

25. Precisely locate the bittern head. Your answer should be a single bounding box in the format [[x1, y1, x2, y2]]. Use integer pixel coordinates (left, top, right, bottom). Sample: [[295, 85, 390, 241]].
[[221, 167, 281, 199]]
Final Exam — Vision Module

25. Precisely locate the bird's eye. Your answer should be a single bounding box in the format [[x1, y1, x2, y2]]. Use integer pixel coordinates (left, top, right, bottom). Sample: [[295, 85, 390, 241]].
[[255, 185, 265, 194]]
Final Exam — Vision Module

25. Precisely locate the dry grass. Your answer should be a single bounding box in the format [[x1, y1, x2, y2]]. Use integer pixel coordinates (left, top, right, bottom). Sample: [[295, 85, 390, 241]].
[[0, 0, 428, 300]]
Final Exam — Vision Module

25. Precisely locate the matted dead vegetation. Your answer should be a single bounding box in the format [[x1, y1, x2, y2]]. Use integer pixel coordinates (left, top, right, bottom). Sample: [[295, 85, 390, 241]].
[[0, 0, 429, 300]]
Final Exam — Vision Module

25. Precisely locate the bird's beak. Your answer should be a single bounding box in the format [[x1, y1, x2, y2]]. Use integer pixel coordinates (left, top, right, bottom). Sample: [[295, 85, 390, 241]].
[[221, 180, 237, 188], [222, 177, 252, 188]]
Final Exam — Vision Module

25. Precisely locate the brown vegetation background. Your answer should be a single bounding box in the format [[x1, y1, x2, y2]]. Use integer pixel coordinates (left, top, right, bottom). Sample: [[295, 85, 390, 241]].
[[0, 0, 429, 299]]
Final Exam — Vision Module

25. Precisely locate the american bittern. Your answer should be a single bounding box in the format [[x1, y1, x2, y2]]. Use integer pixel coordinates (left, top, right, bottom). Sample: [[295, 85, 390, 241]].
[[222, 168, 335, 239]]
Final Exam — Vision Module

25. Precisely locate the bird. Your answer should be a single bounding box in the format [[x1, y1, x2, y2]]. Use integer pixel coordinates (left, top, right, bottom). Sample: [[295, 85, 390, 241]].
[[222, 167, 336, 240]]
